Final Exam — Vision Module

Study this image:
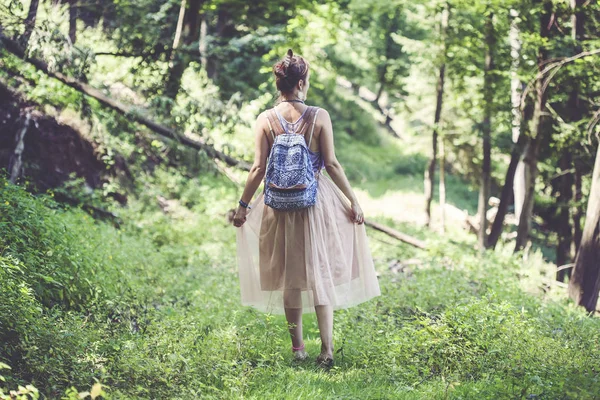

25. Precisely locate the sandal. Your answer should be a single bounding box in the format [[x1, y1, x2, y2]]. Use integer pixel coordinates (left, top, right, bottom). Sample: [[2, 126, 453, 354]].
[[316, 354, 334, 369], [292, 343, 309, 361]]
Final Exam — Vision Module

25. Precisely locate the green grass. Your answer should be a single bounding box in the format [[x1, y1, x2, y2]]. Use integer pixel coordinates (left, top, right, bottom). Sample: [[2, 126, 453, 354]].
[[2, 167, 600, 399]]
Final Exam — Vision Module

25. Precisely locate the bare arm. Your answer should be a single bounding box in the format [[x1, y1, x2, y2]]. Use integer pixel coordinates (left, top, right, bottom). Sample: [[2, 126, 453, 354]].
[[319, 110, 358, 204], [319, 110, 364, 224], [233, 113, 269, 227]]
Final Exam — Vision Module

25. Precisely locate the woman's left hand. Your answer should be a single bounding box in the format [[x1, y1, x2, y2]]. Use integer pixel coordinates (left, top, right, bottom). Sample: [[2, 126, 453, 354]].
[[350, 202, 364, 225], [233, 206, 248, 227]]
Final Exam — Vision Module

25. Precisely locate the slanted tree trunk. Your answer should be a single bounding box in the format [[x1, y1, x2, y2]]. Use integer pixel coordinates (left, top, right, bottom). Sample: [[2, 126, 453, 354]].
[[568, 144, 600, 312], [478, 11, 495, 250], [165, 0, 202, 100], [20, 0, 40, 47], [374, 71, 386, 105], [424, 4, 449, 228], [515, 0, 552, 252], [487, 132, 530, 249]]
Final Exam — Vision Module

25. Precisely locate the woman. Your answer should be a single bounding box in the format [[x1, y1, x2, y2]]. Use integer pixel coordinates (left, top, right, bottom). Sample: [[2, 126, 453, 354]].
[[233, 49, 380, 368]]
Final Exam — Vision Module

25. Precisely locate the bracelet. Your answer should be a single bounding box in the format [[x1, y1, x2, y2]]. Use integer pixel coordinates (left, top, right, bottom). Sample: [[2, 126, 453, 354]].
[[239, 199, 251, 209], [292, 343, 305, 352]]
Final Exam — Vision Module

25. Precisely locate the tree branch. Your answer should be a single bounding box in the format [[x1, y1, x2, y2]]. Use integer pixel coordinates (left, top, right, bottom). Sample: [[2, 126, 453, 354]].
[[0, 31, 250, 171]]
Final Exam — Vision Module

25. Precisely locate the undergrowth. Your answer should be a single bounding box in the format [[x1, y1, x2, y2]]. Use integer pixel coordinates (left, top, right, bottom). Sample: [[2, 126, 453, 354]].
[[1, 171, 599, 399]]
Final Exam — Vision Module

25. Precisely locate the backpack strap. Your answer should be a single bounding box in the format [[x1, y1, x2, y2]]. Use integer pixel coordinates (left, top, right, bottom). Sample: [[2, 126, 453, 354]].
[[308, 107, 321, 148], [265, 109, 282, 140]]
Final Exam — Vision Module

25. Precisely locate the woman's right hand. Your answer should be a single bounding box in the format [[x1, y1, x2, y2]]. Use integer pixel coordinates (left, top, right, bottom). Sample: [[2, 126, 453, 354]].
[[233, 206, 248, 228], [350, 202, 364, 225]]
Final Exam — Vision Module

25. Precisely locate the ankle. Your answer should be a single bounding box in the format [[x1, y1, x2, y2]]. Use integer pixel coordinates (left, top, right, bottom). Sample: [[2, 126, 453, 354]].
[[320, 344, 333, 357], [292, 342, 305, 352]]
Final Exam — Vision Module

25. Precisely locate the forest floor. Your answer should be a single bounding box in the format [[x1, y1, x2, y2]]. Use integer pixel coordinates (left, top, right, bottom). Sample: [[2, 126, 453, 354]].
[[3, 116, 600, 399]]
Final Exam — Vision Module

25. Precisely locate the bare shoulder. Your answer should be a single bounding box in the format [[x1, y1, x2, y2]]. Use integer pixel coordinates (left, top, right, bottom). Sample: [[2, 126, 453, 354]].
[[256, 110, 269, 122], [255, 110, 271, 130], [314, 107, 331, 126]]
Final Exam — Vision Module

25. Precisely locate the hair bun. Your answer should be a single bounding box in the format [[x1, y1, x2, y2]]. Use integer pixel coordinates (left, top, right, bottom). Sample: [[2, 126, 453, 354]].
[[272, 49, 309, 95], [273, 63, 287, 78], [284, 49, 293, 69]]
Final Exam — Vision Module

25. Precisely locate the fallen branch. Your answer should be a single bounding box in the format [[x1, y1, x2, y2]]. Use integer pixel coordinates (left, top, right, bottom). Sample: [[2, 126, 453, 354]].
[[0, 32, 251, 172], [53, 191, 122, 228], [364, 219, 427, 249]]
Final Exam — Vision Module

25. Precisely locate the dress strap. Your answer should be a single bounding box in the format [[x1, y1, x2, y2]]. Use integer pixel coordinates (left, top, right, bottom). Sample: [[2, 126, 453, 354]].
[[265, 114, 275, 140], [308, 107, 320, 148]]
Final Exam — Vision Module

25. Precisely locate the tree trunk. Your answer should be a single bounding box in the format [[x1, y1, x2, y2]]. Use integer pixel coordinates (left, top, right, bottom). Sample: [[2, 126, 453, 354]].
[[573, 164, 583, 252], [478, 11, 495, 250], [20, 0, 40, 47], [558, 0, 585, 280], [9, 113, 31, 183], [568, 144, 600, 312], [172, 0, 187, 51], [199, 14, 207, 69], [207, 8, 229, 80], [556, 151, 574, 281], [440, 134, 446, 234], [509, 9, 526, 222], [487, 132, 529, 249], [165, 0, 202, 100], [515, 0, 552, 252], [571, 0, 585, 40], [487, 10, 527, 249], [68, 0, 77, 44], [424, 5, 448, 228], [374, 77, 386, 105]]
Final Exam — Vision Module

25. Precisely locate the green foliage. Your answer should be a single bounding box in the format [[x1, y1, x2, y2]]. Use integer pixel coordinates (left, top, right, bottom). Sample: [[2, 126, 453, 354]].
[[2, 169, 600, 398]]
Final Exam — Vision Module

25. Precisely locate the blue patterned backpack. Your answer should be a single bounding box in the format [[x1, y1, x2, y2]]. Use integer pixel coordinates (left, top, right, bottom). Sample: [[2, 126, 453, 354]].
[[263, 106, 321, 211]]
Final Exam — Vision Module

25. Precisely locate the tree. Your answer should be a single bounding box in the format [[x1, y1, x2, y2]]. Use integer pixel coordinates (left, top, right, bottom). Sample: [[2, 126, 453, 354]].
[[425, 3, 449, 228], [68, 0, 77, 44], [555, 0, 585, 280], [477, 10, 495, 249], [20, 0, 40, 47], [568, 142, 600, 312], [515, 0, 553, 252], [164, 0, 203, 101]]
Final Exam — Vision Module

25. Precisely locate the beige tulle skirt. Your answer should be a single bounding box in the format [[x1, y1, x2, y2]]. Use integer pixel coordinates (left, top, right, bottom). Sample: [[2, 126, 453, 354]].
[[236, 173, 380, 314]]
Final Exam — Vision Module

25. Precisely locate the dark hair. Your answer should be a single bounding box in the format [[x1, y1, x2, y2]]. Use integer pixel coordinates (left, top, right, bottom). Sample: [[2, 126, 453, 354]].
[[273, 49, 309, 94]]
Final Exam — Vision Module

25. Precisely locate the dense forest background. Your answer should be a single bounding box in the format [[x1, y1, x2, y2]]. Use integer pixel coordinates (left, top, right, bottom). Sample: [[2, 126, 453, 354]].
[[1, 0, 600, 398]]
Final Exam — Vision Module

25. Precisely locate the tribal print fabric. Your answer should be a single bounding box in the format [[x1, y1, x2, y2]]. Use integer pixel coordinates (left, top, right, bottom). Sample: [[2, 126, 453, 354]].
[[264, 133, 318, 211]]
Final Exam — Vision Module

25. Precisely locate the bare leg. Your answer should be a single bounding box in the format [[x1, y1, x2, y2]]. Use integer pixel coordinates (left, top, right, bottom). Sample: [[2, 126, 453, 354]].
[[284, 307, 303, 348], [284, 289, 304, 349], [315, 305, 334, 359]]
